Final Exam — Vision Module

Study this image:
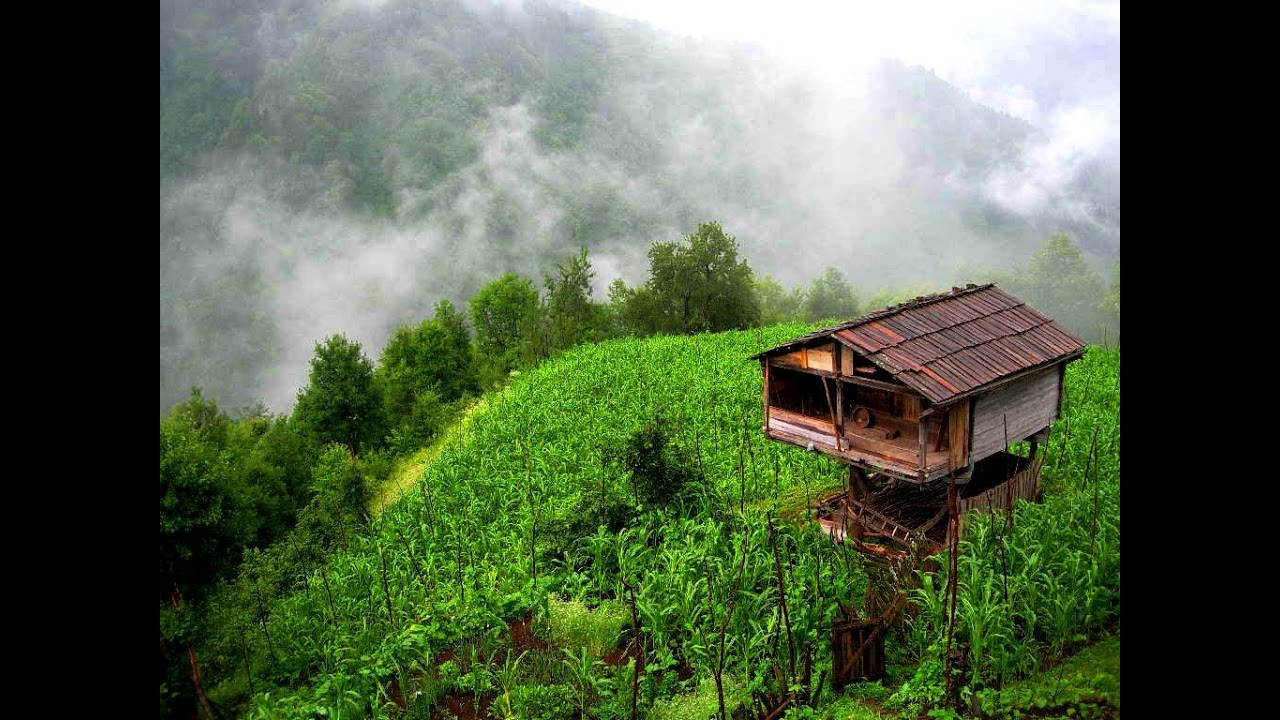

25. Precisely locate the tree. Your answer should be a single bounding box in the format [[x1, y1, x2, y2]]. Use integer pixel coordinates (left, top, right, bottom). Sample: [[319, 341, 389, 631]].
[[612, 413, 695, 511], [293, 335, 386, 456], [1099, 261, 1119, 345], [646, 222, 759, 334], [470, 273, 539, 382], [159, 410, 247, 720], [755, 275, 804, 326], [607, 278, 662, 337], [378, 300, 477, 445], [1015, 234, 1105, 342], [801, 267, 859, 322], [297, 443, 370, 547], [543, 247, 606, 353]]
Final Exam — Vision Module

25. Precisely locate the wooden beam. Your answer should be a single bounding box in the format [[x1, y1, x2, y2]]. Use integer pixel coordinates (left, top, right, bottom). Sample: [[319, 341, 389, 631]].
[[834, 345, 845, 448], [763, 360, 770, 430], [769, 361, 920, 397], [918, 419, 927, 481], [843, 374, 918, 394], [1056, 363, 1067, 419], [822, 376, 840, 446], [966, 398, 976, 477]]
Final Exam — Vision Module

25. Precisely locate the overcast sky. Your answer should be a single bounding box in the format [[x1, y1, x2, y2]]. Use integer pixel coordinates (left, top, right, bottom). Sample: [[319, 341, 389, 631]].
[[580, 1, 1119, 133]]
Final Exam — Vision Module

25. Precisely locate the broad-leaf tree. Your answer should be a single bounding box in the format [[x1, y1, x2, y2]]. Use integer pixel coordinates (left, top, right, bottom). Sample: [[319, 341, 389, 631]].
[[470, 273, 539, 382], [646, 221, 759, 334], [1015, 234, 1105, 342], [801, 266, 859, 322], [293, 335, 386, 456], [543, 247, 606, 353]]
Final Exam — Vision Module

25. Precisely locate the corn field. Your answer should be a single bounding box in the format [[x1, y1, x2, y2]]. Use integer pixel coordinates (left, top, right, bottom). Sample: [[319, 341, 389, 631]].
[[217, 327, 1118, 720]]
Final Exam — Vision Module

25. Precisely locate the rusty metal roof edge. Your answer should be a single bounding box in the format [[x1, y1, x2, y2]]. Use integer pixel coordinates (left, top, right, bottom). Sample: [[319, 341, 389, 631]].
[[748, 282, 997, 359], [927, 348, 1088, 407]]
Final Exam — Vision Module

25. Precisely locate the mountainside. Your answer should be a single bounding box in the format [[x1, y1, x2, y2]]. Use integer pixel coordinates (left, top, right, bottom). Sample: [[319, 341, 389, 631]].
[[194, 324, 1119, 718], [160, 0, 1120, 414]]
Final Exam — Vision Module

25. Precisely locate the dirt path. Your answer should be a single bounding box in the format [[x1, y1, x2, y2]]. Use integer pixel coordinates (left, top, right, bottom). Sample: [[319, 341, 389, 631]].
[[369, 387, 504, 515]]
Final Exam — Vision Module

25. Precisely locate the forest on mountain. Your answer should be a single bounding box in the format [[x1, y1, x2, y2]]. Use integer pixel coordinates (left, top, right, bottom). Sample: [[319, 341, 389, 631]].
[[160, 0, 1119, 416], [161, 3, 1119, 717]]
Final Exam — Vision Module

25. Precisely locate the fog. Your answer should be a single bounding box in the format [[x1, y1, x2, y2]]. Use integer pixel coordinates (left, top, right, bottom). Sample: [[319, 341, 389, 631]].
[[160, 0, 1119, 414]]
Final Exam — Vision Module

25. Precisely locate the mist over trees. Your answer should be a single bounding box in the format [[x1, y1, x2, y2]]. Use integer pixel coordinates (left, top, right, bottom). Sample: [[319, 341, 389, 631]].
[[608, 221, 759, 335], [159, 3, 1118, 715], [160, 0, 1119, 415], [157, 221, 1117, 717]]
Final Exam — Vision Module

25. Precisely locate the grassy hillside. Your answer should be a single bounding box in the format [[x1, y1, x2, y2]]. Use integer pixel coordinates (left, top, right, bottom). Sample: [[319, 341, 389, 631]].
[[206, 326, 1119, 719]]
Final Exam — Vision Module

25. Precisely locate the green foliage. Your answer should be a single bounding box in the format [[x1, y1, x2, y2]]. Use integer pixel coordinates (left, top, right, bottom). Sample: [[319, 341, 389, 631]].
[[299, 444, 370, 545], [378, 299, 478, 446], [645, 222, 760, 334], [801, 267, 859, 323], [608, 279, 664, 338], [612, 413, 696, 511], [893, 348, 1120, 714], [471, 273, 541, 385], [1010, 235, 1106, 343], [198, 327, 1117, 720], [546, 597, 631, 658], [862, 283, 943, 314], [755, 275, 804, 326], [1099, 263, 1118, 317], [293, 334, 387, 456], [1098, 262, 1119, 346], [561, 646, 613, 720], [648, 677, 747, 720], [505, 683, 578, 720], [223, 322, 859, 715], [159, 47, 249, 176], [159, 414, 236, 598], [542, 247, 608, 355]]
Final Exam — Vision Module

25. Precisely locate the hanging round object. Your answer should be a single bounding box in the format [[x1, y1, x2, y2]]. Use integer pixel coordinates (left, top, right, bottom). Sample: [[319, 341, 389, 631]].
[[852, 406, 874, 428]]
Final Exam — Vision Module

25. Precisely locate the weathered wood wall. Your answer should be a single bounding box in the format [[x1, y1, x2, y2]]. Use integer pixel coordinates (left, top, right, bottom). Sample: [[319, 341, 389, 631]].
[[831, 619, 886, 687], [767, 407, 839, 449], [772, 343, 836, 372], [970, 367, 1060, 462], [958, 457, 1042, 518]]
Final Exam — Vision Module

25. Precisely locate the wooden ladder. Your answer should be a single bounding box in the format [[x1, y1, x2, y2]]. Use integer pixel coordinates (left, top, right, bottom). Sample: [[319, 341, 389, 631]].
[[848, 498, 916, 544]]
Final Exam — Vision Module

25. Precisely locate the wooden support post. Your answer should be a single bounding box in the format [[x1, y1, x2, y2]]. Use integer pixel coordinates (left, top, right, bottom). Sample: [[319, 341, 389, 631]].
[[1056, 363, 1067, 419], [834, 350, 844, 449], [849, 465, 871, 501], [763, 361, 770, 430], [918, 418, 928, 480]]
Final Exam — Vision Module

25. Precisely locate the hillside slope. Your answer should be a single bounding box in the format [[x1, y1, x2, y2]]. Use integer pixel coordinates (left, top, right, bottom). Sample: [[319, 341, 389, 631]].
[[207, 325, 1118, 719]]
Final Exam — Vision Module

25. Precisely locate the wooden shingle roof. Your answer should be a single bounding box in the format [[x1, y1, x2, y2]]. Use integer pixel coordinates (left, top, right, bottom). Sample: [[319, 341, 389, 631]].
[[751, 284, 1086, 404]]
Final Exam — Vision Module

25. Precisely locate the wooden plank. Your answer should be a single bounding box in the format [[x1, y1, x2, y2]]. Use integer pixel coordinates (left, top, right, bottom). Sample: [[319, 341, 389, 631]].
[[834, 349, 845, 446], [768, 417, 838, 448], [970, 368, 1059, 461], [766, 426, 921, 481], [763, 360, 770, 430], [769, 407, 835, 435], [949, 401, 970, 469], [935, 352, 1085, 407], [808, 344, 835, 372], [918, 419, 927, 477], [895, 394, 920, 422], [841, 374, 917, 394], [773, 351, 805, 369]]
